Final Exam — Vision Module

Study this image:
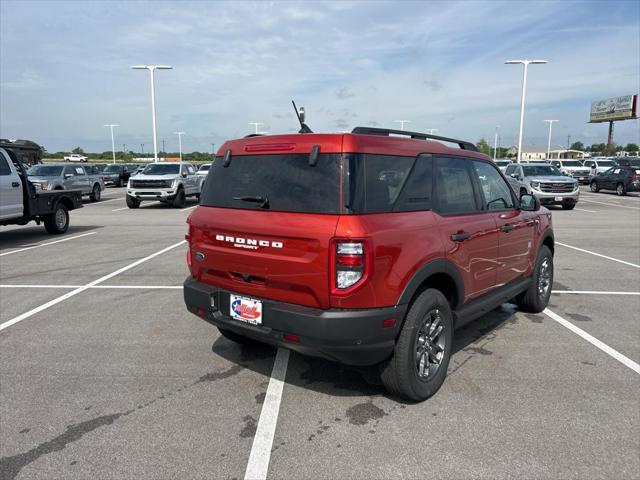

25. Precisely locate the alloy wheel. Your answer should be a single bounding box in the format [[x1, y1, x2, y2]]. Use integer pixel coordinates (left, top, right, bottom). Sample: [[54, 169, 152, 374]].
[[414, 309, 446, 380], [538, 257, 552, 298]]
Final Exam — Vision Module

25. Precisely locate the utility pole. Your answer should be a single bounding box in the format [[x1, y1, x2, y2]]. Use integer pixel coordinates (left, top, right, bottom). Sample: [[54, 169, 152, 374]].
[[394, 120, 410, 131], [248, 122, 264, 135], [162, 138, 166, 155], [425, 128, 438, 135], [131, 65, 173, 162], [505, 59, 548, 162], [104, 124, 119, 164], [493, 125, 500, 160], [567, 134, 571, 149], [606, 121, 615, 156], [211, 143, 216, 155], [544, 120, 559, 159], [141, 143, 144, 156]]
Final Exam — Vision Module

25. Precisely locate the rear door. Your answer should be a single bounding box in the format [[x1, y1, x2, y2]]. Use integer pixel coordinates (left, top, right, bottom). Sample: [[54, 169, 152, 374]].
[[471, 159, 535, 286], [432, 156, 499, 302], [0, 150, 24, 220], [188, 152, 342, 309]]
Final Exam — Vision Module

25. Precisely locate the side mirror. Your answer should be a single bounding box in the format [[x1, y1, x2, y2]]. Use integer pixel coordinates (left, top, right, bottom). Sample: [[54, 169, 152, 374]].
[[181, 172, 187, 178], [520, 193, 540, 211]]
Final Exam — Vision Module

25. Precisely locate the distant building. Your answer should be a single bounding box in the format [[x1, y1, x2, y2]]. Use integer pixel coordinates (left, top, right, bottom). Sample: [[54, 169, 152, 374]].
[[507, 145, 586, 160], [548, 149, 586, 160]]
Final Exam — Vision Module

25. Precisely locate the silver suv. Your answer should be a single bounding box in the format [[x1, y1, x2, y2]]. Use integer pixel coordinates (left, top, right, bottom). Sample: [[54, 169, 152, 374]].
[[505, 162, 579, 210], [126, 162, 202, 208]]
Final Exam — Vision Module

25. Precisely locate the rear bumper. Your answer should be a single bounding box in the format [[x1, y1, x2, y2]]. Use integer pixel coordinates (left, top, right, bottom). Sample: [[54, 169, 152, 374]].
[[183, 276, 406, 366]]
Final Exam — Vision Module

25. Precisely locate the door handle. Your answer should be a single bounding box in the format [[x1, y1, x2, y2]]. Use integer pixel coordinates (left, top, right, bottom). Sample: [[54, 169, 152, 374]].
[[451, 231, 471, 242], [12, 182, 20, 188], [501, 224, 514, 233]]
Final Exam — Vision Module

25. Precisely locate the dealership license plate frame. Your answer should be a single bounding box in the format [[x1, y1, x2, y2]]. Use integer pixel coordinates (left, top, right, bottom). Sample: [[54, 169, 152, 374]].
[[229, 294, 263, 325]]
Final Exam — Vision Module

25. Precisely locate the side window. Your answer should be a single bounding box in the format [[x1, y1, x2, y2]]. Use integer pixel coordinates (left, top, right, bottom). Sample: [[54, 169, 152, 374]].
[[433, 157, 477, 215], [584, 160, 593, 167], [472, 161, 515, 210], [0, 154, 12, 175], [552, 161, 561, 168], [505, 164, 516, 176], [395, 155, 432, 212], [187, 165, 195, 175], [613, 168, 621, 174], [63, 166, 75, 176], [75, 167, 85, 175]]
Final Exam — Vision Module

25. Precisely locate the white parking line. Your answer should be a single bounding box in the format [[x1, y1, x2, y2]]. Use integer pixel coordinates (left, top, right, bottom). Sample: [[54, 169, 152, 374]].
[[0, 284, 182, 289], [544, 308, 639, 374], [181, 205, 197, 212], [556, 242, 640, 268], [580, 198, 640, 210], [88, 198, 119, 205], [111, 207, 128, 212], [574, 208, 597, 213], [0, 240, 186, 332], [552, 290, 640, 295], [244, 348, 290, 480], [0, 232, 97, 257]]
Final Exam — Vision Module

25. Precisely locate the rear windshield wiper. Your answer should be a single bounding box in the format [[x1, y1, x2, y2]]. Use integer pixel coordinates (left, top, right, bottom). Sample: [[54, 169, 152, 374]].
[[233, 195, 270, 209]]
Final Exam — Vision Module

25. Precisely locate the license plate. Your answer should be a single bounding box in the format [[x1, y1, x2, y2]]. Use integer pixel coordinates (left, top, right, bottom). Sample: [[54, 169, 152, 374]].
[[555, 196, 563, 201], [229, 294, 262, 325], [579, 177, 586, 180]]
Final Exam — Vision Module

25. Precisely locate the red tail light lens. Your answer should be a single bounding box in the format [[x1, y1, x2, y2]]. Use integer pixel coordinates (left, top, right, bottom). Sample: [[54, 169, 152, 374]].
[[332, 240, 369, 294]]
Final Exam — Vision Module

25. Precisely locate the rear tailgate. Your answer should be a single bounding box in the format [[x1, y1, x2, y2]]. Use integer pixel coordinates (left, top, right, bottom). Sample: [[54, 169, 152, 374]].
[[188, 208, 339, 308]]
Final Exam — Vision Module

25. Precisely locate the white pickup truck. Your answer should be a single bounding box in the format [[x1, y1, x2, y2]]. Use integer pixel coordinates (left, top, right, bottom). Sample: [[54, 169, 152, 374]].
[[126, 162, 202, 208], [63, 153, 89, 162]]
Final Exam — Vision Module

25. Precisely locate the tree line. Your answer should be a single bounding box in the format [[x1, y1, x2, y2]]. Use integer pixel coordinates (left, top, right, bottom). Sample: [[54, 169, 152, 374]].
[[475, 138, 639, 157], [43, 147, 214, 163]]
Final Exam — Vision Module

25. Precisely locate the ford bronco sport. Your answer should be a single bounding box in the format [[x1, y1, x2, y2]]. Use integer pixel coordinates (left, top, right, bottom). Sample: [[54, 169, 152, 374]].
[[183, 127, 554, 401]]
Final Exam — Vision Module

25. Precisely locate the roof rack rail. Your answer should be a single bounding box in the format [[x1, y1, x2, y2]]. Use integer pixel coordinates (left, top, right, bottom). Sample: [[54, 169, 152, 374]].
[[350, 127, 478, 152]]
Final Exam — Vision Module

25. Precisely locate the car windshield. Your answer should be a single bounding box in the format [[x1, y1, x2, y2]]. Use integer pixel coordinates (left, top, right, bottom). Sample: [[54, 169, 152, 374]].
[[103, 165, 122, 173], [27, 165, 63, 176], [598, 161, 615, 167], [199, 165, 210, 171], [562, 161, 583, 167], [142, 163, 181, 175], [522, 165, 563, 177]]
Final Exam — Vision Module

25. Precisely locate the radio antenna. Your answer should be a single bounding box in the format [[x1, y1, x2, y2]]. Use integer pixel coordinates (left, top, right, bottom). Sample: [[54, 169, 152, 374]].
[[292, 100, 313, 134]]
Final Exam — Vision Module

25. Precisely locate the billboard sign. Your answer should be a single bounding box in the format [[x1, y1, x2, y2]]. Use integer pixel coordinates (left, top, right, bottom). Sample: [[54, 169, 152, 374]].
[[589, 94, 638, 123]]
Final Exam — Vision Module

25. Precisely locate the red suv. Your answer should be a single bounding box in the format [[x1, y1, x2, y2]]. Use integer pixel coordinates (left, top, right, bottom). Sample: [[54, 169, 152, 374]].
[[183, 127, 554, 401]]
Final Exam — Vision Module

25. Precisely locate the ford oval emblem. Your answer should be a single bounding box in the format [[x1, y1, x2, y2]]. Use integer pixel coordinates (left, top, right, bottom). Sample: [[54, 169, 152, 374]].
[[195, 252, 205, 262]]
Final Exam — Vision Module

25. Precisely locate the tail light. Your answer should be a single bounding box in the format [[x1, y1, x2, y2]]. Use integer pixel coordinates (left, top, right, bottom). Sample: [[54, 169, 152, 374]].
[[331, 239, 370, 295]]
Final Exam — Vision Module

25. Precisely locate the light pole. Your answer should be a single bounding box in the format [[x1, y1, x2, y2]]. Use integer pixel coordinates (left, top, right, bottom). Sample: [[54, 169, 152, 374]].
[[174, 131, 185, 161], [211, 143, 216, 155], [248, 122, 264, 134], [425, 128, 438, 135], [394, 120, 410, 131], [104, 124, 119, 164], [493, 125, 500, 160], [505, 59, 548, 162], [131, 65, 173, 163], [141, 143, 144, 156], [544, 120, 559, 159]]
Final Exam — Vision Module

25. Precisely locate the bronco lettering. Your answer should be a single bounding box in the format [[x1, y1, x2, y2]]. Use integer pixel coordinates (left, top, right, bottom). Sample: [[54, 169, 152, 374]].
[[215, 234, 284, 249]]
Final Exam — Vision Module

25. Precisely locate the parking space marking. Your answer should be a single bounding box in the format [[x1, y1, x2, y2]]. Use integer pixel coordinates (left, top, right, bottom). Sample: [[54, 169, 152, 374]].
[[0, 232, 97, 257], [574, 208, 597, 213], [111, 207, 128, 212], [544, 308, 640, 374], [580, 198, 640, 210], [556, 242, 640, 268], [181, 205, 197, 212], [552, 290, 640, 295], [0, 240, 186, 332], [88, 198, 119, 205], [0, 284, 182, 289], [244, 348, 290, 480]]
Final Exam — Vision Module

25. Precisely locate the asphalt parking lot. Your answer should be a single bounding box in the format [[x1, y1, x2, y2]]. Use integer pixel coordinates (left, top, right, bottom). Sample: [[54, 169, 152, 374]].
[[1, 186, 639, 480]]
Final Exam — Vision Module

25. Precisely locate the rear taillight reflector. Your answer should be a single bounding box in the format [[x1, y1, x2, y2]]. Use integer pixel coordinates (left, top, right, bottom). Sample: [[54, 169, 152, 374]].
[[382, 318, 397, 329], [332, 240, 368, 294], [196, 308, 207, 318], [282, 333, 300, 343]]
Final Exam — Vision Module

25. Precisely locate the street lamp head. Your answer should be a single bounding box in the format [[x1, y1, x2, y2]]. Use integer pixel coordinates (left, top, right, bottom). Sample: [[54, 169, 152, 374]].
[[530, 60, 548, 64], [131, 65, 173, 70], [505, 59, 548, 65]]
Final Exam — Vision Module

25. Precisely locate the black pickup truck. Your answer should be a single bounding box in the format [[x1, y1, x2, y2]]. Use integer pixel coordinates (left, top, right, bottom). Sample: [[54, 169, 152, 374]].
[[0, 142, 83, 234]]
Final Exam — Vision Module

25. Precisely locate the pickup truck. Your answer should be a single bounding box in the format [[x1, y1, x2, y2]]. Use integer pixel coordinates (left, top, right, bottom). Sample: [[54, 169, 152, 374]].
[[0, 146, 83, 234], [27, 164, 104, 202], [64, 153, 88, 162], [126, 162, 202, 208]]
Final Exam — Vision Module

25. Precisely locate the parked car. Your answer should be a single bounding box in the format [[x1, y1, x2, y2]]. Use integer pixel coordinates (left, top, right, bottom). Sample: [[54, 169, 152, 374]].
[[613, 157, 640, 167], [589, 166, 640, 196], [1, 146, 83, 234], [494, 159, 512, 172], [505, 162, 579, 209], [102, 164, 136, 187], [183, 126, 554, 401], [27, 164, 104, 201], [126, 162, 202, 208], [549, 160, 591, 184], [63, 153, 88, 163], [583, 158, 618, 176], [197, 164, 211, 177]]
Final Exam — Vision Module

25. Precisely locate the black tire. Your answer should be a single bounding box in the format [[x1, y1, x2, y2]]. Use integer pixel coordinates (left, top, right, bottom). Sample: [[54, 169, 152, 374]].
[[217, 327, 260, 345], [172, 188, 186, 208], [89, 184, 101, 202], [44, 204, 69, 234], [380, 289, 453, 402], [516, 245, 553, 313], [590, 180, 599, 193], [616, 183, 626, 196], [126, 194, 140, 209], [561, 203, 575, 210]]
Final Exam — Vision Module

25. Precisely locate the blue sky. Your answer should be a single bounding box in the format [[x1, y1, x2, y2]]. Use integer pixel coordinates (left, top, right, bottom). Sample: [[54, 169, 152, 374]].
[[1, 0, 639, 153]]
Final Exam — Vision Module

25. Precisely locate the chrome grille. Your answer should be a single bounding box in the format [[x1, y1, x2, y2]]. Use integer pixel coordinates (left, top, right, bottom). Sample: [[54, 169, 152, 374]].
[[539, 182, 575, 193], [131, 179, 172, 188]]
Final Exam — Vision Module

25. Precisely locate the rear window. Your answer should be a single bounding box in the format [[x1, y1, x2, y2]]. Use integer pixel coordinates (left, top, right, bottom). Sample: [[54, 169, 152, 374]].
[[28, 165, 63, 176], [562, 161, 583, 167], [200, 154, 341, 214]]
